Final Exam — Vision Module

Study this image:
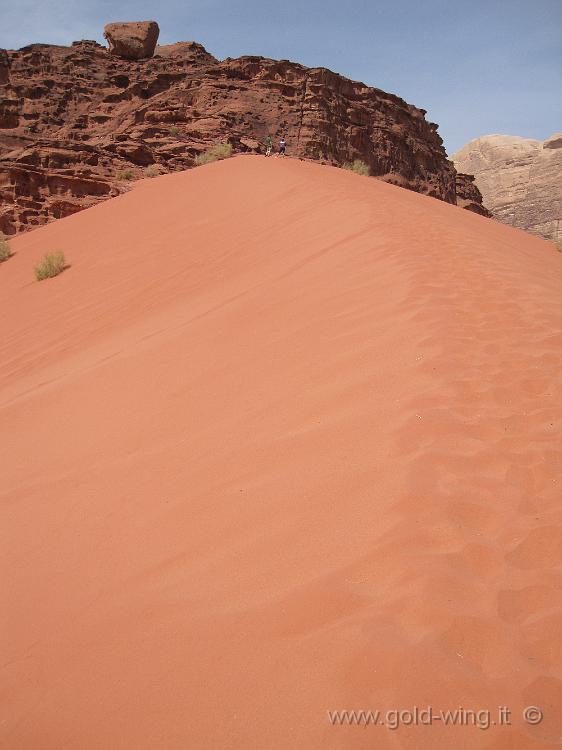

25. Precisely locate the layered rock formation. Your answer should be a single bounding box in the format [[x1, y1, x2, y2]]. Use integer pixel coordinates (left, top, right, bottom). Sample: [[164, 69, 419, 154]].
[[0, 27, 487, 234], [453, 134, 562, 244]]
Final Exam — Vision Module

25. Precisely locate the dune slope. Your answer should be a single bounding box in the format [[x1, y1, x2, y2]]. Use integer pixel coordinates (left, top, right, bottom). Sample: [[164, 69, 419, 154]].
[[1, 156, 562, 749]]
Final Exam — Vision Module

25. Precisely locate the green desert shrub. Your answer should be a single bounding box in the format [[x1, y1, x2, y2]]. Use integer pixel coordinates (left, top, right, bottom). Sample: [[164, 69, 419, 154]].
[[0, 236, 12, 262], [343, 159, 370, 176], [169, 126, 180, 136], [117, 169, 135, 181], [144, 164, 161, 178], [34, 251, 66, 281], [194, 142, 233, 166]]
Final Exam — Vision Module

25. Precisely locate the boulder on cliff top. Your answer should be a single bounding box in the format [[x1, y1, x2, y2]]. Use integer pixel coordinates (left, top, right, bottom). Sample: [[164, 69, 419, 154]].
[[104, 21, 159, 60]]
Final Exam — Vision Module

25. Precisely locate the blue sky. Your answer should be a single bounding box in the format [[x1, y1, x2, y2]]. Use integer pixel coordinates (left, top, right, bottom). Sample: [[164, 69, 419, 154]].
[[1, 0, 560, 154]]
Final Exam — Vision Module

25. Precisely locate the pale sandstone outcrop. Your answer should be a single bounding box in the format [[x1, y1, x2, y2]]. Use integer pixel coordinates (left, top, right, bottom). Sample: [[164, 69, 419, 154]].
[[453, 134, 562, 243]]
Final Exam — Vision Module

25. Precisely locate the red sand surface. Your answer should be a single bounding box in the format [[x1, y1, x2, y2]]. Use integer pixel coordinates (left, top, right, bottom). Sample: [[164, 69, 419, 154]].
[[1, 156, 561, 749]]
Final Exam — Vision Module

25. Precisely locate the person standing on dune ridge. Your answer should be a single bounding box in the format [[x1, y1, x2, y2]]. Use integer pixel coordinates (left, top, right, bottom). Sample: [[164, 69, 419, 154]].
[[278, 137, 286, 157], [265, 135, 273, 157]]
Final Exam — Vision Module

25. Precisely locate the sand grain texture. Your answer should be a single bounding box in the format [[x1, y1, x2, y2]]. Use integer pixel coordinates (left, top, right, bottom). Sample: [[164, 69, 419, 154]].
[[1, 156, 561, 749]]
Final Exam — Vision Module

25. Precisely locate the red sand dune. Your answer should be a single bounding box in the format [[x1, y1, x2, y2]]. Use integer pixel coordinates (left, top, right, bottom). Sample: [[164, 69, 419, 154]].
[[1, 156, 561, 749]]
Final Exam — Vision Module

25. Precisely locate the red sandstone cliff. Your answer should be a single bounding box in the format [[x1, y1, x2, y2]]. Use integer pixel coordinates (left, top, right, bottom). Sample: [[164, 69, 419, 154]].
[[0, 33, 488, 234]]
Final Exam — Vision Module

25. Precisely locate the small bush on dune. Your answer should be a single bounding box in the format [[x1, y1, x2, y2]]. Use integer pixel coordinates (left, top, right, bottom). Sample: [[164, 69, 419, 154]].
[[0, 236, 12, 262], [343, 159, 370, 176], [212, 143, 233, 160], [34, 251, 66, 281], [144, 164, 162, 178], [117, 169, 135, 181], [194, 142, 233, 166]]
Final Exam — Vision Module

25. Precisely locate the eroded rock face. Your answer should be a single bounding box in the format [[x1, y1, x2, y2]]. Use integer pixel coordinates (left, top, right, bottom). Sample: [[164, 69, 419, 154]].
[[0, 141, 118, 235], [453, 134, 562, 243], [104, 21, 160, 60], [0, 36, 484, 234]]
